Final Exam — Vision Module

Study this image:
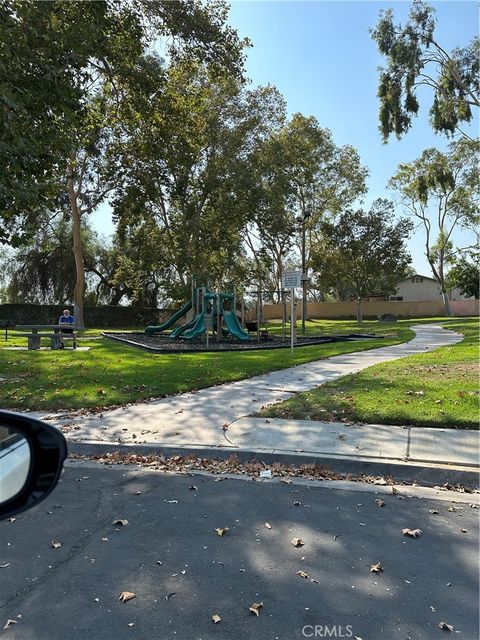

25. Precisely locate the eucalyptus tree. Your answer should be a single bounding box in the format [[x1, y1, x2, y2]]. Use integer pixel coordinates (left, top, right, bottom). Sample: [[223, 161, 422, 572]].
[[243, 113, 368, 302], [371, 0, 479, 141], [389, 139, 479, 315]]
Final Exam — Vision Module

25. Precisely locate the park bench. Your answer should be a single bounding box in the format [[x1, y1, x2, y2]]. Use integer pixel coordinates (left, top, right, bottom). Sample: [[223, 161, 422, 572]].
[[15, 325, 78, 350], [0, 319, 16, 341]]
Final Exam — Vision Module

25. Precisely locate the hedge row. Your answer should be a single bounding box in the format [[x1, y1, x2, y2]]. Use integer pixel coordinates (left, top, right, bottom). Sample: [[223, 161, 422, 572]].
[[0, 304, 173, 328]]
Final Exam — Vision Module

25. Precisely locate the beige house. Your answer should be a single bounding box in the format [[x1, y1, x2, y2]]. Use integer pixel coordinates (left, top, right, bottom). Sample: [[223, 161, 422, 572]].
[[389, 274, 472, 302]]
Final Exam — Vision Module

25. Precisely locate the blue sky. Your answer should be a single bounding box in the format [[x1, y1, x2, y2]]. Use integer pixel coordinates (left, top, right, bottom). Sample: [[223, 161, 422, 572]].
[[91, 0, 478, 274]]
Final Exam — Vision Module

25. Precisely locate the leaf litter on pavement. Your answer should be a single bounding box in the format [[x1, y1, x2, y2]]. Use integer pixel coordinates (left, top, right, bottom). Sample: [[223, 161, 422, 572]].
[[118, 592, 136, 603], [72, 451, 475, 493], [62, 450, 477, 633]]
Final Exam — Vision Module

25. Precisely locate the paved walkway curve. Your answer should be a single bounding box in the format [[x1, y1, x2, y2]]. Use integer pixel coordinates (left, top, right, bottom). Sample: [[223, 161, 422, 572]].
[[41, 324, 463, 450]]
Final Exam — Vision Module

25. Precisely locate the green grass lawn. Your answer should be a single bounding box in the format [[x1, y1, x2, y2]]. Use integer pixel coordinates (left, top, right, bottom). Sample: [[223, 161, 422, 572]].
[[0, 319, 416, 412], [261, 317, 479, 429]]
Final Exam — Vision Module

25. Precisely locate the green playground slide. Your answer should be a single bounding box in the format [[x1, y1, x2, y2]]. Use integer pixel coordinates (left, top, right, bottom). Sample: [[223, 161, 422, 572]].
[[145, 300, 192, 335], [223, 311, 250, 341], [182, 311, 206, 340], [170, 317, 196, 339]]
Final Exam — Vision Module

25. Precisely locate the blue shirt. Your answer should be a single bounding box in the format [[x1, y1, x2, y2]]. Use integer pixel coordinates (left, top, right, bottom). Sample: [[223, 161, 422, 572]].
[[59, 315, 75, 325]]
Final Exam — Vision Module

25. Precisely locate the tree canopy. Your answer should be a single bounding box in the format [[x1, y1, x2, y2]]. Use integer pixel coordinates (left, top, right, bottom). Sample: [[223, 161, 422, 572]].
[[1, 1, 376, 318], [370, 0, 479, 142], [389, 138, 479, 314], [0, 0, 247, 325], [0, 0, 246, 242], [315, 199, 413, 322], [446, 251, 479, 300]]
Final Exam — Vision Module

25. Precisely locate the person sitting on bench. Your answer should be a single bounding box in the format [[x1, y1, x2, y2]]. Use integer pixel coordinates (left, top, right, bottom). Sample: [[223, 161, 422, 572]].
[[58, 309, 77, 349]]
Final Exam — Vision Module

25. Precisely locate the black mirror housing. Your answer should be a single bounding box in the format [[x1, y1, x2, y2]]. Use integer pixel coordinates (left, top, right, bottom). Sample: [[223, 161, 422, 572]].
[[0, 411, 67, 520]]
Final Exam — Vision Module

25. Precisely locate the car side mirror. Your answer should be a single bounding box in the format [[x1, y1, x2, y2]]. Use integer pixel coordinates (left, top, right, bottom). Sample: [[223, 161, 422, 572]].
[[0, 411, 67, 520]]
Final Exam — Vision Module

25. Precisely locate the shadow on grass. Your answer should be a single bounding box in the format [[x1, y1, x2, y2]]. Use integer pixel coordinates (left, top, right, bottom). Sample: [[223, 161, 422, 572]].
[[0, 329, 415, 412]]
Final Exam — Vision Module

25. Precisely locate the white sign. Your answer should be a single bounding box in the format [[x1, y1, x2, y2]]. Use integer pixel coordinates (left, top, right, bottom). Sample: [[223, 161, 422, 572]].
[[282, 270, 302, 289]]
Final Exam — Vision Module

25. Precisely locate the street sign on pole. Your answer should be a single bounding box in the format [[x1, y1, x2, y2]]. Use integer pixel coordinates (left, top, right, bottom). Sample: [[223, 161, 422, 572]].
[[282, 270, 302, 289]]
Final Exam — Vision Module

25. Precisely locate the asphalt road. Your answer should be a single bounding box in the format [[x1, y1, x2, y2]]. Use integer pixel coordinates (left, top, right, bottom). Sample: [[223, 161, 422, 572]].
[[0, 462, 478, 640]]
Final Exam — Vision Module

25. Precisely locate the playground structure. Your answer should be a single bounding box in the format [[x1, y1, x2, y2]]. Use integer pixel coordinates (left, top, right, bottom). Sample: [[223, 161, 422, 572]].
[[145, 283, 250, 342]]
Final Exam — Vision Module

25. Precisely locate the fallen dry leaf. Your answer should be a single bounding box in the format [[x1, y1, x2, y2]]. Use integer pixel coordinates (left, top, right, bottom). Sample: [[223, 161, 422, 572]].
[[293, 501, 302, 506], [264, 523, 272, 529], [280, 478, 293, 485], [51, 540, 61, 549], [429, 510, 439, 514], [112, 519, 129, 526], [291, 537, 305, 547], [8, 517, 16, 523], [375, 499, 385, 507], [249, 602, 264, 616], [215, 527, 229, 536], [297, 570, 309, 579], [438, 621, 454, 631], [119, 591, 136, 603], [447, 506, 456, 512], [402, 528, 422, 538], [188, 485, 198, 491], [211, 614, 221, 623], [370, 562, 383, 573], [460, 528, 468, 533], [3, 620, 17, 630]]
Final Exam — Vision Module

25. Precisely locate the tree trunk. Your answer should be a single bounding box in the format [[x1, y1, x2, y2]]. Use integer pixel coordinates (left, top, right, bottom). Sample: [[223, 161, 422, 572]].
[[68, 173, 86, 330], [277, 257, 283, 304], [109, 289, 127, 305], [441, 290, 452, 316], [356, 297, 363, 324], [258, 277, 264, 323], [438, 256, 452, 316]]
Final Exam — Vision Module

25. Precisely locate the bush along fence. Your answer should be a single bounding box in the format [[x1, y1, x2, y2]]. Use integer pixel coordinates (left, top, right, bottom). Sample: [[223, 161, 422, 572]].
[[0, 304, 174, 328]]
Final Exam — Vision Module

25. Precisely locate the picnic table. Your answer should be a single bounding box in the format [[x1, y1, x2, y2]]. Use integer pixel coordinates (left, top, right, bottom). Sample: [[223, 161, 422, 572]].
[[15, 325, 77, 350]]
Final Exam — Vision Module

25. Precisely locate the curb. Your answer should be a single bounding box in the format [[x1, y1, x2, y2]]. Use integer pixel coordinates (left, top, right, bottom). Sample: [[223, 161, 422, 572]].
[[67, 441, 479, 489]]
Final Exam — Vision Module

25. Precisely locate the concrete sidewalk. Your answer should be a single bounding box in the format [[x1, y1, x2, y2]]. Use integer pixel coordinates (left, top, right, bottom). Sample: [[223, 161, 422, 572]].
[[37, 324, 479, 484]]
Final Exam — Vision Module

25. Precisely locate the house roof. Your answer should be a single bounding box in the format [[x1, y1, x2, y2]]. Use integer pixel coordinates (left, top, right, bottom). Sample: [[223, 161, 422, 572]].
[[398, 274, 437, 284]]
